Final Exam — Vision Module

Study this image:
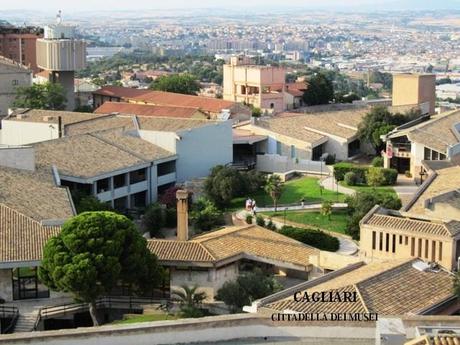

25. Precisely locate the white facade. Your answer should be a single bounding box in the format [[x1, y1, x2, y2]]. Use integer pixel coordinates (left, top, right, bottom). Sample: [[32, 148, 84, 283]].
[[0, 120, 60, 145], [140, 120, 233, 182]]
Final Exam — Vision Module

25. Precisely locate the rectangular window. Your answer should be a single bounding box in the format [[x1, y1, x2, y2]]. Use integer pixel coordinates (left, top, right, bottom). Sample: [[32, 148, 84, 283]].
[[424, 147, 431, 160], [290, 145, 296, 159], [12, 267, 49, 300], [113, 196, 127, 211], [439, 242, 443, 261], [158, 161, 176, 176], [385, 233, 390, 252], [432, 151, 439, 160], [276, 141, 282, 155], [431, 241, 436, 262], [130, 168, 147, 184], [113, 173, 127, 189], [379, 232, 383, 251], [411, 237, 415, 256], [405, 236, 408, 246], [372, 231, 376, 250], [392, 234, 396, 253], [96, 178, 110, 193], [439, 153, 446, 160], [418, 238, 422, 257], [12, 79, 18, 86], [399, 235, 403, 245], [425, 239, 429, 258]]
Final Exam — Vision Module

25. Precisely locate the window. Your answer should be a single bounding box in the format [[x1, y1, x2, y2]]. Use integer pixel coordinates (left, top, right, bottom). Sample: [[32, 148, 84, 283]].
[[130, 168, 147, 184], [96, 178, 110, 193], [276, 141, 282, 155], [418, 238, 422, 257], [270, 103, 274, 109], [432, 151, 439, 160], [12, 79, 19, 86], [131, 191, 147, 208], [290, 145, 296, 159], [114, 196, 127, 211], [411, 237, 415, 256], [12, 267, 49, 300], [379, 232, 383, 251], [385, 233, 389, 252], [399, 235, 403, 245], [158, 161, 176, 176], [424, 147, 431, 160], [113, 174, 127, 189], [372, 231, 376, 250], [425, 239, 429, 258], [440, 153, 446, 160], [392, 234, 396, 253], [431, 241, 436, 262], [439, 242, 443, 261], [405, 236, 408, 246]]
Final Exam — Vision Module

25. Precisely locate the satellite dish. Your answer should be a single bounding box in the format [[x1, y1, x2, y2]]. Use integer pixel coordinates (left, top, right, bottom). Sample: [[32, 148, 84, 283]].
[[56, 10, 62, 25]]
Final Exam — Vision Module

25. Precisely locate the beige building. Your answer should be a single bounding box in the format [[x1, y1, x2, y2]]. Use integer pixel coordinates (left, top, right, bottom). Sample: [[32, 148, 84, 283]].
[[360, 206, 460, 271], [0, 56, 32, 115], [382, 110, 460, 177], [223, 56, 286, 114], [392, 73, 436, 115]]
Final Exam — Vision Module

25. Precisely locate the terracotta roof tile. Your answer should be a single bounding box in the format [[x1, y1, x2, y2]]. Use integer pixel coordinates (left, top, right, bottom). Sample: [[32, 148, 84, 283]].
[[147, 241, 214, 262], [93, 85, 152, 98]]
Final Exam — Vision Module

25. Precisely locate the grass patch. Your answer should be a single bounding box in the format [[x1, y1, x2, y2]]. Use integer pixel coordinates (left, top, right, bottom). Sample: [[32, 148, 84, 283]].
[[263, 209, 349, 234], [112, 313, 179, 324], [229, 177, 345, 210], [339, 181, 398, 198]]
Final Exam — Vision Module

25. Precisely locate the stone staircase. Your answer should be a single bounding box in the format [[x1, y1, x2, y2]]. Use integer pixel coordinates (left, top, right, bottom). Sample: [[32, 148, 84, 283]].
[[13, 310, 39, 333]]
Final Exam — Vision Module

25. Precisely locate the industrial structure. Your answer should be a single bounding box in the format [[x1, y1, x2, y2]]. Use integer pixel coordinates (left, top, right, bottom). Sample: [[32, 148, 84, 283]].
[[36, 11, 86, 110]]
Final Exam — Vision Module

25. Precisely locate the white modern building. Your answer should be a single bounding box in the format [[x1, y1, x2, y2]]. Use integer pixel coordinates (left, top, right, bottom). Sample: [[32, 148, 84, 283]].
[[0, 57, 32, 116]]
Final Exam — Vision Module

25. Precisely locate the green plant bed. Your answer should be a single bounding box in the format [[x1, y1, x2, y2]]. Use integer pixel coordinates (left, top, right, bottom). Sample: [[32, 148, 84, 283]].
[[263, 210, 349, 234], [339, 181, 398, 198], [228, 177, 345, 210], [112, 313, 179, 324]]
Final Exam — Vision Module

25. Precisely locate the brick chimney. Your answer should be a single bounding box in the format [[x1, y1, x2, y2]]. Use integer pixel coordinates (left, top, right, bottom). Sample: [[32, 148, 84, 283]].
[[176, 189, 189, 241]]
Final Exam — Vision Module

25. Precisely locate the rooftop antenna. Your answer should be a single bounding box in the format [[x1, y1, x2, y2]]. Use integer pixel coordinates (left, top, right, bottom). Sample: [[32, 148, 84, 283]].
[[56, 10, 62, 25]]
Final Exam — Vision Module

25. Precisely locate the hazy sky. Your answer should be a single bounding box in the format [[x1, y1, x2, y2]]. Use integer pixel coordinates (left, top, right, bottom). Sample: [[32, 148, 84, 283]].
[[0, 0, 456, 11]]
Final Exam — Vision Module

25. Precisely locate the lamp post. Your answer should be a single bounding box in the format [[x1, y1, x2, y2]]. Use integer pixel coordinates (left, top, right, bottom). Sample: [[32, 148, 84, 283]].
[[419, 167, 427, 185]]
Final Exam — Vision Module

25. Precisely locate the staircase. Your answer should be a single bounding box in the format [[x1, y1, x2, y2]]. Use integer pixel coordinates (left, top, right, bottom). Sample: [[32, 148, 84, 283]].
[[13, 311, 39, 333]]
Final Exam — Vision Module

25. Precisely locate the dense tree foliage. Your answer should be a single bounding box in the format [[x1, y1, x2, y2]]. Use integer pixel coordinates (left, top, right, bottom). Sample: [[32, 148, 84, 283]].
[[39, 212, 162, 326], [191, 198, 225, 232], [265, 175, 283, 211], [302, 73, 334, 106], [278, 226, 340, 252], [345, 191, 402, 239], [216, 269, 281, 313], [149, 73, 200, 95], [13, 82, 67, 110]]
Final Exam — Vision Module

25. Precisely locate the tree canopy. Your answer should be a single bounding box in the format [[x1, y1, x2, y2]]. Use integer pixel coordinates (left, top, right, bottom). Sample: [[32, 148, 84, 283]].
[[149, 73, 200, 95], [302, 73, 334, 106], [38, 211, 162, 326], [13, 82, 67, 110]]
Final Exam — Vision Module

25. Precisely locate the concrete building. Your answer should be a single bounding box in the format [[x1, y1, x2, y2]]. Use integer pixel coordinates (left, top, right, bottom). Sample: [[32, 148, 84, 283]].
[[0, 25, 43, 74], [0, 109, 233, 185], [392, 74, 436, 115], [36, 12, 86, 111], [0, 57, 32, 115], [382, 110, 460, 177], [236, 109, 373, 166], [223, 56, 286, 114]]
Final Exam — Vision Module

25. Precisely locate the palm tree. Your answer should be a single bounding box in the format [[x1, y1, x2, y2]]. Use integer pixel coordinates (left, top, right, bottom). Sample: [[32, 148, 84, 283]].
[[265, 175, 283, 212], [321, 200, 333, 220], [172, 285, 207, 317]]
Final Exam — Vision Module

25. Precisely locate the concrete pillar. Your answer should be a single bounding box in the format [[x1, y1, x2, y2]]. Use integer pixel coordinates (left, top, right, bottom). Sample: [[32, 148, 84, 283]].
[[176, 190, 189, 241]]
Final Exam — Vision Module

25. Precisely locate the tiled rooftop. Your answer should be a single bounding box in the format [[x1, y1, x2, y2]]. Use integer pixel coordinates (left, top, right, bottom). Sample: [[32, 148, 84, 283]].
[[94, 102, 207, 119], [137, 116, 219, 132], [0, 204, 60, 263], [0, 166, 74, 222], [5, 109, 107, 126]]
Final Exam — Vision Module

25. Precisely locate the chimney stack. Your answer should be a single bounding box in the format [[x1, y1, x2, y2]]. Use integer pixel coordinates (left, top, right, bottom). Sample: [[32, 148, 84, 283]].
[[176, 189, 189, 241]]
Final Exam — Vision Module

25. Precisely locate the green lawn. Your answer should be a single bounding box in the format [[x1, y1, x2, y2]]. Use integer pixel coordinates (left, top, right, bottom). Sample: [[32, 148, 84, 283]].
[[263, 209, 349, 234], [339, 181, 398, 198], [112, 313, 179, 324], [229, 177, 345, 210]]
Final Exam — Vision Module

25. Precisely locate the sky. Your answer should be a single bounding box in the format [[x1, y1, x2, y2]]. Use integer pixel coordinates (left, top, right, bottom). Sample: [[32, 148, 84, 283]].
[[0, 0, 459, 11]]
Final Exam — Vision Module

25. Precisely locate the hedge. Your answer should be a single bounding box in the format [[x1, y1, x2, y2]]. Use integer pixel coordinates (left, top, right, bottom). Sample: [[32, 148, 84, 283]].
[[278, 226, 340, 252], [333, 162, 368, 183], [333, 162, 398, 186]]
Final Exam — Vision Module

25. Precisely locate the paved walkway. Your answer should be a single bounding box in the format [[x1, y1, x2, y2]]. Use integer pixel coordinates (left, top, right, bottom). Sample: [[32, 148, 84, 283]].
[[320, 176, 355, 195], [393, 175, 419, 207], [234, 210, 358, 256]]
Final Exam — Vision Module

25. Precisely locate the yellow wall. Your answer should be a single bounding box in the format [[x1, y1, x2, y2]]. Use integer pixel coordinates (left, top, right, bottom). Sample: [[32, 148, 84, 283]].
[[392, 74, 436, 115]]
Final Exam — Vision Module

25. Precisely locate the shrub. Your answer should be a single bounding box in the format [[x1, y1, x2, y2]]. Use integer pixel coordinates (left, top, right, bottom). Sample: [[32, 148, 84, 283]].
[[278, 226, 340, 252], [245, 214, 253, 224], [159, 186, 181, 207], [333, 162, 367, 182], [143, 203, 165, 237], [371, 156, 384, 167], [405, 170, 412, 178], [191, 198, 225, 231], [366, 167, 386, 187], [344, 171, 358, 186], [324, 153, 336, 165], [256, 215, 265, 227], [164, 207, 177, 228], [381, 168, 398, 185], [265, 219, 277, 231]]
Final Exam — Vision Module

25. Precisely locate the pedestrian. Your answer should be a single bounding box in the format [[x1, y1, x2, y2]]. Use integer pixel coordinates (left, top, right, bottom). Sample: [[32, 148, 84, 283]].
[[252, 201, 257, 216], [300, 198, 305, 208], [245, 197, 252, 211]]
